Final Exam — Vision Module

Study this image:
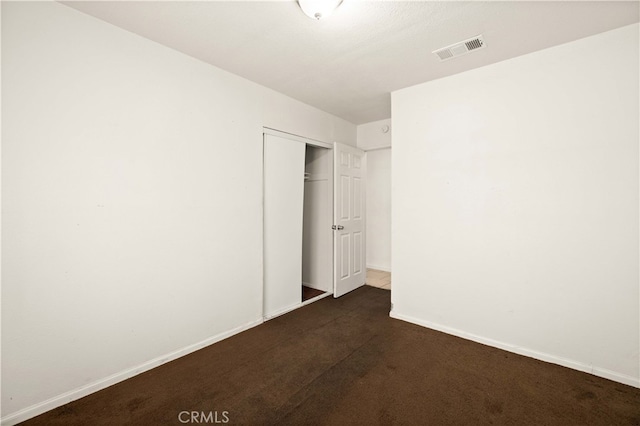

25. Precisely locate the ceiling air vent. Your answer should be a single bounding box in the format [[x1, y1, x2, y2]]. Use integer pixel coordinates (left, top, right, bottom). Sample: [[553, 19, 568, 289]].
[[433, 35, 486, 62]]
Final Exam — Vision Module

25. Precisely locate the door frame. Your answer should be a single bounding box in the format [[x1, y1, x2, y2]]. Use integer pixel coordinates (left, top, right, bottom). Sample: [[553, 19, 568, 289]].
[[263, 127, 332, 149], [262, 127, 334, 319]]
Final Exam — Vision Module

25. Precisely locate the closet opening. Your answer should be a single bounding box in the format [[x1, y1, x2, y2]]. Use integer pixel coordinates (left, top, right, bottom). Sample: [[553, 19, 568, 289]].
[[262, 130, 334, 320], [302, 144, 332, 302], [263, 128, 366, 319]]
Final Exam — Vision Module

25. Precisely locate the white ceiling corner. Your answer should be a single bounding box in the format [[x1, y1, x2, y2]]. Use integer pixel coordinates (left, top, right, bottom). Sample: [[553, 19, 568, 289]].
[[61, 1, 639, 125]]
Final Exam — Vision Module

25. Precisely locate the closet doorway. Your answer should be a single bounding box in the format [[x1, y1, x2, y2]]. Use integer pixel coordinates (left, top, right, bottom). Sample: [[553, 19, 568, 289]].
[[263, 129, 366, 320]]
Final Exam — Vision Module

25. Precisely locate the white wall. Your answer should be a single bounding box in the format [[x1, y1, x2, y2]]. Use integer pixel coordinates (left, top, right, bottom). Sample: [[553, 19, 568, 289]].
[[357, 118, 391, 151], [1, 2, 355, 422], [364, 149, 391, 272], [392, 24, 639, 386], [264, 89, 356, 146], [358, 119, 392, 272]]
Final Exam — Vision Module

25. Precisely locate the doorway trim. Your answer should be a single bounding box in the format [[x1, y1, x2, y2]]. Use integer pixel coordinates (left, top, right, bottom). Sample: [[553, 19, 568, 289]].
[[261, 127, 334, 320], [263, 127, 332, 149]]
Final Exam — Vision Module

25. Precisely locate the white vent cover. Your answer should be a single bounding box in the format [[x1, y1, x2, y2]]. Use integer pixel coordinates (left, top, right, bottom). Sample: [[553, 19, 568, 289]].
[[433, 35, 486, 61]]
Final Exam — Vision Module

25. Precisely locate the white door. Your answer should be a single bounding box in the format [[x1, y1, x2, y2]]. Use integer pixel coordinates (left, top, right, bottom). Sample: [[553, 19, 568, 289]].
[[263, 134, 305, 318], [333, 142, 366, 297]]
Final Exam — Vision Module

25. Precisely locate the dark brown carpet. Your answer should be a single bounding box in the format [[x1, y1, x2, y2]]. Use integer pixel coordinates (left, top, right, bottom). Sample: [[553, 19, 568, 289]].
[[302, 285, 326, 301], [22, 286, 640, 425]]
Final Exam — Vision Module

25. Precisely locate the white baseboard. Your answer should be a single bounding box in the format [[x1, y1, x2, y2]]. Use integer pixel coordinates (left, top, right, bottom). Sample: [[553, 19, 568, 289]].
[[265, 289, 333, 322], [301, 291, 333, 306], [1, 318, 264, 426], [389, 311, 639, 389], [366, 264, 391, 273], [263, 302, 303, 320]]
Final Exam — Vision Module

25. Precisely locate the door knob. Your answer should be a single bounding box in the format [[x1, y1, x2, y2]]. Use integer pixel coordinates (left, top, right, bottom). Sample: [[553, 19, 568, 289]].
[[332, 225, 344, 230]]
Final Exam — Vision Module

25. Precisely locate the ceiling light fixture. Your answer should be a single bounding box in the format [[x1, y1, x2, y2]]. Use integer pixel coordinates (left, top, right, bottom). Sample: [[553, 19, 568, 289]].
[[298, 0, 343, 21]]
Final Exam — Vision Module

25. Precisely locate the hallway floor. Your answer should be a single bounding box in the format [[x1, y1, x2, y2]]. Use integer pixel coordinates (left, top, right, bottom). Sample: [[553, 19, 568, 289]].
[[366, 268, 390, 290]]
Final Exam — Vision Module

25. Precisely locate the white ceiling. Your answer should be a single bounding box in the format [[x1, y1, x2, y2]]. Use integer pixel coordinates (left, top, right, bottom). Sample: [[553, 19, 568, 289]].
[[62, 1, 639, 125]]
